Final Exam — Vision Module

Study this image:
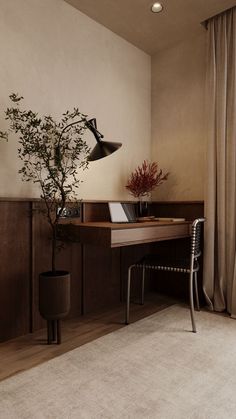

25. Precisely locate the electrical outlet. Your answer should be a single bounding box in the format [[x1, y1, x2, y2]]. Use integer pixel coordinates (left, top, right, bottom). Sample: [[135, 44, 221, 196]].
[[58, 206, 81, 218]]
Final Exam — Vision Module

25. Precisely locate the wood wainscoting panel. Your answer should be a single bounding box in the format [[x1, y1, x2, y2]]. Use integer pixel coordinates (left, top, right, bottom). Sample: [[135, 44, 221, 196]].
[[0, 201, 31, 342], [151, 201, 204, 220], [82, 202, 110, 222], [31, 202, 52, 331], [83, 245, 121, 313]]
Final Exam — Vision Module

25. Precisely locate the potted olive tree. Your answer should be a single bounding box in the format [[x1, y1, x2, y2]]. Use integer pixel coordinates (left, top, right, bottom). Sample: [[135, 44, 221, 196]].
[[0, 93, 90, 343]]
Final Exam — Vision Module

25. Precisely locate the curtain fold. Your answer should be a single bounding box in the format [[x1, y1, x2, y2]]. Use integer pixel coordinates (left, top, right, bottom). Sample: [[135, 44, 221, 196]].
[[203, 7, 236, 316]]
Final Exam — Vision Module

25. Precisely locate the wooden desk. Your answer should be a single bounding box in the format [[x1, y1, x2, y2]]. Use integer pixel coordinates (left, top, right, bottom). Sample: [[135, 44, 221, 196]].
[[59, 220, 191, 248], [58, 220, 192, 313]]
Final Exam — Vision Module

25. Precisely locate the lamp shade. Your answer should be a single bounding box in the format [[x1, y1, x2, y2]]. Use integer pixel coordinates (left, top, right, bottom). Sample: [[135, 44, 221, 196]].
[[86, 118, 122, 161], [88, 140, 122, 161]]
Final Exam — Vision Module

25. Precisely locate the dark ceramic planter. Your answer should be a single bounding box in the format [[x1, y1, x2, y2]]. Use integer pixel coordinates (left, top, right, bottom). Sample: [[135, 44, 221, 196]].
[[39, 271, 70, 344], [39, 270, 70, 320]]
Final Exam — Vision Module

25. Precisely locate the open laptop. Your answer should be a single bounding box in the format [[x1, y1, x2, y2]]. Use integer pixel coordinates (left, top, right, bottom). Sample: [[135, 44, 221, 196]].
[[108, 202, 136, 223]]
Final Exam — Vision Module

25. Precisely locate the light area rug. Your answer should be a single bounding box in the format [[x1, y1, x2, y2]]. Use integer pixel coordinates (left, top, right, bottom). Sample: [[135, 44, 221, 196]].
[[1, 304, 236, 419]]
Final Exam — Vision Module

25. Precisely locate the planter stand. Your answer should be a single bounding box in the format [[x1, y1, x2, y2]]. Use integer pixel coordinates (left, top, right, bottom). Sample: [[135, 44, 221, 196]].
[[47, 319, 61, 344]]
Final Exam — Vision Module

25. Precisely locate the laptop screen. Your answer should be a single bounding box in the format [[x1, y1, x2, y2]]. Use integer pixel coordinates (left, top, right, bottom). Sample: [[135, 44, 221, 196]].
[[108, 202, 136, 223]]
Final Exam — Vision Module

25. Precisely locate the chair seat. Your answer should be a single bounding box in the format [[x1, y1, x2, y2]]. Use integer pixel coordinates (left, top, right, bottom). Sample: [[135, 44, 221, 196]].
[[135, 254, 199, 273]]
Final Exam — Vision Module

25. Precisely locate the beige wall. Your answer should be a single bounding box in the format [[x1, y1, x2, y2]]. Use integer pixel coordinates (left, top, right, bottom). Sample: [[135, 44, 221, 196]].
[[0, 0, 151, 200], [0, 0, 207, 202], [151, 32, 206, 201]]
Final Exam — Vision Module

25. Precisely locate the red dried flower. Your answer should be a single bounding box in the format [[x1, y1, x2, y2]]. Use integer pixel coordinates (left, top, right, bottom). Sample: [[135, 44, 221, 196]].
[[126, 160, 169, 198]]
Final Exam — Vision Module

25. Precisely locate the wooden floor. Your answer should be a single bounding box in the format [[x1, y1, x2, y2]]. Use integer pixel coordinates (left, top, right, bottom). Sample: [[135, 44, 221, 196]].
[[0, 293, 174, 382]]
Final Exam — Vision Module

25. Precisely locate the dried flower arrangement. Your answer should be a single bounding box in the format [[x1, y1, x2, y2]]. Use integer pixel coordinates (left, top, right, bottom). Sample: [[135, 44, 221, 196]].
[[126, 160, 169, 199]]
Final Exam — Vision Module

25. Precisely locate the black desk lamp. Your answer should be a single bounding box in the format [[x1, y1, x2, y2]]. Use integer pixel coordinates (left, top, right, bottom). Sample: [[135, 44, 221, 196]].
[[58, 117, 122, 162]]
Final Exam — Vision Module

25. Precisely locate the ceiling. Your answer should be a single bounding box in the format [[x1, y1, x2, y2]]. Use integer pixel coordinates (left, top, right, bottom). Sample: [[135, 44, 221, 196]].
[[65, 0, 236, 55]]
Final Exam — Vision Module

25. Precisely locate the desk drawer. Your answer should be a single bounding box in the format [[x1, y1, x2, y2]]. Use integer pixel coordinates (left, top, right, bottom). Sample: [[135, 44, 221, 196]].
[[111, 223, 190, 247]]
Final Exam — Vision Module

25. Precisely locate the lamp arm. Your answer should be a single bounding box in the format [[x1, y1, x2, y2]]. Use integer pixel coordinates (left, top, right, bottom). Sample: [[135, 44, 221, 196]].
[[55, 118, 86, 168], [58, 118, 104, 144], [58, 118, 86, 143]]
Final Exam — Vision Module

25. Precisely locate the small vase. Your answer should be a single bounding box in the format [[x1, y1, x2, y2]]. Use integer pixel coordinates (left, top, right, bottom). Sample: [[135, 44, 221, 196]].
[[137, 200, 149, 217]]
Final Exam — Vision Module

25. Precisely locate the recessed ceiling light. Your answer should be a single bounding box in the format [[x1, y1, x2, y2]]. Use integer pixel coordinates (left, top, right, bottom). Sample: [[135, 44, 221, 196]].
[[151, 2, 163, 13]]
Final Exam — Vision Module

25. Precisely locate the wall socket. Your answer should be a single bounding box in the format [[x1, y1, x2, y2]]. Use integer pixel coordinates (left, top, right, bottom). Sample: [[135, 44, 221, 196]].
[[57, 206, 81, 218]]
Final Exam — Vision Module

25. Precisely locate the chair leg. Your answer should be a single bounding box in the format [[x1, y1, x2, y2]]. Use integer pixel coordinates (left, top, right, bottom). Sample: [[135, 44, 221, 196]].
[[194, 271, 200, 311], [141, 265, 145, 305], [189, 271, 197, 333], [126, 265, 134, 324]]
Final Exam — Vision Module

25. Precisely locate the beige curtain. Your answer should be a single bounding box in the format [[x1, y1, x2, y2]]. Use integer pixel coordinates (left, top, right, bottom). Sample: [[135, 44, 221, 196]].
[[203, 7, 236, 316]]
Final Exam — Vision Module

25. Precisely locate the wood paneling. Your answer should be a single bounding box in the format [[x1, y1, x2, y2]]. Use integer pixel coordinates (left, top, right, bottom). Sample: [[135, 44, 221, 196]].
[[32, 202, 52, 331], [83, 245, 120, 313], [0, 202, 31, 342], [82, 202, 110, 222], [151, 201, 204, 220]]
